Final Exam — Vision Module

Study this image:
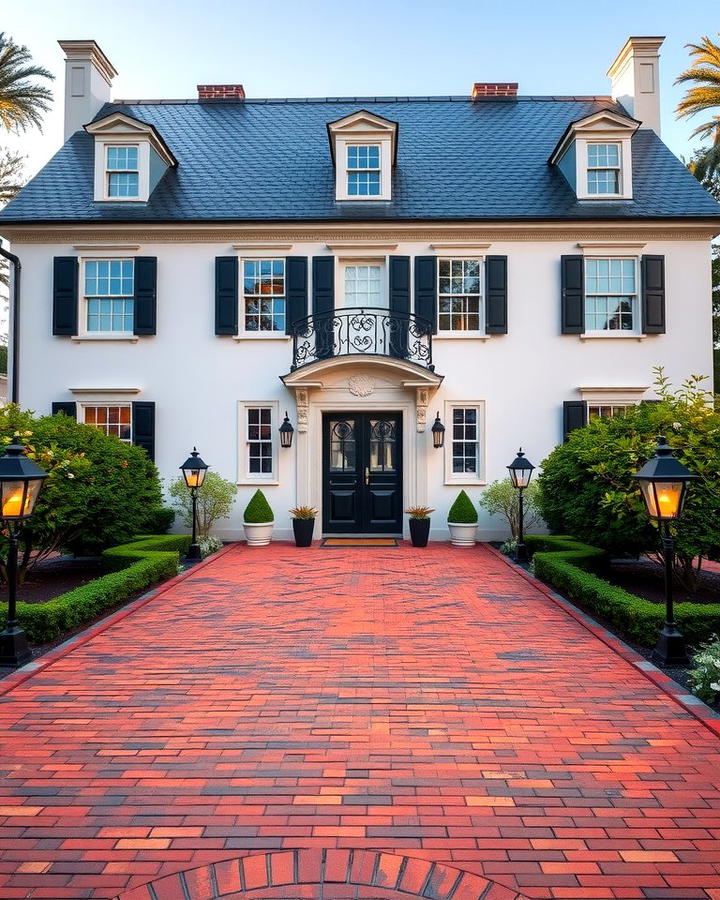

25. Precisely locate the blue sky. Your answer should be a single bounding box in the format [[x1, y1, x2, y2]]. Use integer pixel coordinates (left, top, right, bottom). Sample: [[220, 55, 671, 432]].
[[2, 0, 719, 177]]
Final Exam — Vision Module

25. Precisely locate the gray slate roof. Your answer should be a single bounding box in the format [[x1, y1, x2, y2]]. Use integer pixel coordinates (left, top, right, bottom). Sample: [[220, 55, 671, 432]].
[[1, 96, 719, 223]]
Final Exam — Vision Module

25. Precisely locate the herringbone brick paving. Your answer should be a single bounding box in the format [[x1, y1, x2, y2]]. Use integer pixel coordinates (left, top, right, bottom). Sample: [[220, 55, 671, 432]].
[[0, 542, 719, 899]]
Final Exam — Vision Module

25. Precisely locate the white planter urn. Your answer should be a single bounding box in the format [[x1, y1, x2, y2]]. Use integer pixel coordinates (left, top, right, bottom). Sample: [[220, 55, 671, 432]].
[[448, 522, 478, 547], [243, 521, 274, 547]]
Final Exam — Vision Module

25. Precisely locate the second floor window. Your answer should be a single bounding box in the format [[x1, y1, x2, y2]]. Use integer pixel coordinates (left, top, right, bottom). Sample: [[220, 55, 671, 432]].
[[587, 143, 621, 195], [584, 258, 637, 332], [106, 146, 139, 198], [85, 259, 134, 333], [347, 145, 381, 196], [243, 260, 285, 332], [438, 259, 482, 332], [344, 264, 383, 307]]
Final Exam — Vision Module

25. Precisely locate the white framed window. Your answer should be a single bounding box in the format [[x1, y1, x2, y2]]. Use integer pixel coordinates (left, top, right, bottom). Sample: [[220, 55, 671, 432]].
[[238, 401, 279, 484], [444, 401, 486, 484], [584, 258, 638, 333], [83, 259, 134, 334], [587, 143, 621, 195], [347, 144, 381, 196], [81, 404, 132, 442], [438, 259, 483, 333], [344, 264, 384, 308], [243, 260, 286, 332], [588, 402, 634, 420], [106, 145, 139, 198]]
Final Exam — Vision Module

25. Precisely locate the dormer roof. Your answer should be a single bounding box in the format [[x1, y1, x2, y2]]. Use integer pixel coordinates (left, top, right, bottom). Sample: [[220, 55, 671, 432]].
[[326, 110, 399, 165], [84, 111, 178, 168], [548, 108, 640, 166]]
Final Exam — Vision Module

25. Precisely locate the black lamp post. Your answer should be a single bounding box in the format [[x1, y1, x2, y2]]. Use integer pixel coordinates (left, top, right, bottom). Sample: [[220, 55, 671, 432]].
[[279, 412, 294, 449], [179, 447, 209, 561], [0, 436, 48, 667], [634, 436, 697, 665], [507, 447, 535, 563], [431, 412, 445, 449]]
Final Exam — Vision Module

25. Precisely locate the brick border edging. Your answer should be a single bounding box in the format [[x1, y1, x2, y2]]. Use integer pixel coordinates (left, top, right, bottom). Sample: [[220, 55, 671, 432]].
[[0, 541, 241, 699], [483, 543, 720, 740], [113, 849, 529, 900]]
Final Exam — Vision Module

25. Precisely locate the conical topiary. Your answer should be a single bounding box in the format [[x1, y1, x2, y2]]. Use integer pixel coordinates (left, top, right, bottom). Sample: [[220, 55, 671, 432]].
[[447, 489, 478, 524], [243, 489, 274, 523]]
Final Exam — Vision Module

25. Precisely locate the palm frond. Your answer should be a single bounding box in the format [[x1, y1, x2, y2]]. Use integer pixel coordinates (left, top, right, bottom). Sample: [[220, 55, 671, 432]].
[[675, 34, 720, 122], [0, 32, 53, 133]]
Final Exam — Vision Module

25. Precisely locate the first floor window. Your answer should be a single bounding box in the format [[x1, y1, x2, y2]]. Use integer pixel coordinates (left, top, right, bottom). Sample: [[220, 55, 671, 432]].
[[584, 258, 637, 332], [438, 259, 482, 332], [247, 407, 273, 475], [347, 144, 380, 196], [588, 403, 634, 420], [106, 145, 139, 198], [451, 407, 479, 475], [83, 405, 132, 442], [243, 259, 285, 332], [85, 259, 134, 333], [587, 143, 620, 195], [344, 264, 383, 307]]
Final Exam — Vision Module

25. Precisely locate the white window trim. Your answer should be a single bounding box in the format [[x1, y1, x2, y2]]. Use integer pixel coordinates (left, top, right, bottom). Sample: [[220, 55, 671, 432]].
[[443, 400, 486, 486], [78, 256, 135, 339], [93, 140, 150, 202], [78, 401, 133, 443], [334, 137, 392, 201], [582, 255, 641, 338], [585, 141, 622, 196], [237, 400, 280, 485], [575, 137, 633, 201], [435, 256, 486, 338], [337, 258, 387, 309], [237, 257, 290, 338]]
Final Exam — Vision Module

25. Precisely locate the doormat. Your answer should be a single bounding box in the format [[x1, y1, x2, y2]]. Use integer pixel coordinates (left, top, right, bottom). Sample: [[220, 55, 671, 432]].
[[321, 538, 399, 547]]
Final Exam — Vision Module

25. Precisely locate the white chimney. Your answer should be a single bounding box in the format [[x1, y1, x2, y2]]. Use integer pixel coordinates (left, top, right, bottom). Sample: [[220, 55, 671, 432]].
[[607, 36, 664, 135], [58, 40, 117, 141]]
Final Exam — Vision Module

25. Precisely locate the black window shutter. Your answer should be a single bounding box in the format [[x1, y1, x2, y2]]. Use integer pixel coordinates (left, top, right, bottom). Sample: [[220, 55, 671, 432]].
[[563, 400, 588, 442], [132, 401, 156, 461], [414, 256, 437, 334], [285, 257, 308, 334], [641, 255, 666, 334], [133, 257, 157, 335], [52, 257, 79, 336], [389, 256, 410, 358], [215, 257, 238, 335], [561, 255, 584, 334], [485, 255, 508, 334], [312, 256, 334, 359], [51, 401, 76, 419]]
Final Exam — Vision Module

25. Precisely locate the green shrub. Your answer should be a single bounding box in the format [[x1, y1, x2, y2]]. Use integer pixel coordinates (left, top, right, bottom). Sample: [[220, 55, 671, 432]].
[[527, 534, 720, 647], [141, 506, 175, 534], [168, 471, 237, 537], [688, 635, 720, 704], [243, 489, 274, 523], [447, 490, 477, 524], [479, 478, 542, 539], [0, 534, 190, 644], [537, 370, 720, 591]]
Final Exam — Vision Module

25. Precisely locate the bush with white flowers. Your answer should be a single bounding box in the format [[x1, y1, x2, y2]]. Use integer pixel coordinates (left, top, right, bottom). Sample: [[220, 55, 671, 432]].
[[689, 635, 720, 704]]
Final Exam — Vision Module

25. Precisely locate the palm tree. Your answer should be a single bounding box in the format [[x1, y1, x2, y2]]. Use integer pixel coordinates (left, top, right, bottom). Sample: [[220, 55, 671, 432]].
[[0, 32, 53, 132], [676, 35, 720, 182]]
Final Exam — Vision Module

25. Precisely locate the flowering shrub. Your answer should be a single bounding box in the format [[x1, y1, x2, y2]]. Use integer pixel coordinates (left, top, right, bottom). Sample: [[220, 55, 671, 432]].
[[479, 478, 542, 539], [169, 471, 237, 537], [198, 535, 224, 558], [689, 635, 720, 704]]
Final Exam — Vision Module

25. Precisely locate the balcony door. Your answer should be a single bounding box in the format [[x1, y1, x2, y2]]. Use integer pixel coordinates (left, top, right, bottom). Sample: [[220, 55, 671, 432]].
[[323, 412, 403, 534]]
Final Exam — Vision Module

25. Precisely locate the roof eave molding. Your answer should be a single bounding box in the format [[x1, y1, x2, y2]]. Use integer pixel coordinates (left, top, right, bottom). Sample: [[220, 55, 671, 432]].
[[84, 112, 178, 167], [548, 108, 641, 166], [326, 110, 399, 166]]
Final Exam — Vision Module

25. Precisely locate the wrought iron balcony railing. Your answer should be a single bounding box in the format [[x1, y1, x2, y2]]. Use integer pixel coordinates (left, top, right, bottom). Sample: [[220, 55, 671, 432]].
[[290, 307, 434, 372]]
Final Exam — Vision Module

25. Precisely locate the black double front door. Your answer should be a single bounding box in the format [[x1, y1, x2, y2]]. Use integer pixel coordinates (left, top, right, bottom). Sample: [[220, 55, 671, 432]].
[[322, 412, 403, 534]]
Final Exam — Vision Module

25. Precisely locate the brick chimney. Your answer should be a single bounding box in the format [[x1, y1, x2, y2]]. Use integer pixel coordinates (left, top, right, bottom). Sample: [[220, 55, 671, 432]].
[[197, 84, 246, 100], [471, 83, 518, 99]]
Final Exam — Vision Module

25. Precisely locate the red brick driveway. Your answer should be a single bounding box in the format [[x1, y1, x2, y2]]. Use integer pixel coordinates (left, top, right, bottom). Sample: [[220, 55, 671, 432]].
[[1, 543, 719, 900]]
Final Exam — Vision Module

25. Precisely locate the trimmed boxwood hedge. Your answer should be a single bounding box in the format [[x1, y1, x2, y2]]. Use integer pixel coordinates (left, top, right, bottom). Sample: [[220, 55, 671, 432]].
[[0, 534, 191, 645], [526, 535, 720, 648]]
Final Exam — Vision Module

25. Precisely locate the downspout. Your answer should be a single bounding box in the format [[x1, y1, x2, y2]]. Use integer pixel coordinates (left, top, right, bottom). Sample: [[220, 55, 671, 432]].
[[0, 246, 20, 404]]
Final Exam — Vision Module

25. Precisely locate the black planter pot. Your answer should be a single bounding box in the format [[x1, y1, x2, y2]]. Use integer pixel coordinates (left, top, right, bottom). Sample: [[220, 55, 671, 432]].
[[409, 518, 431, 547], [292, 518, 315, 547]]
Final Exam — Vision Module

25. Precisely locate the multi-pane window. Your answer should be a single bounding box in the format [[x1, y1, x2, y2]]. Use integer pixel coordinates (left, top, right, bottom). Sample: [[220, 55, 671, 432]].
[[587, 143, 621, 195], [347, 145, 381, 196], [344, 265, 383, 307], [243, 260, 285, 332], [84, 405, 132, 442], [588, 403, 634, 420], [584, 258, 637, 332], [85, 260, 134, 333], [106, 146, 139, 198], [438, 259, 482, 332], [452, 407, 479, 474], [247, 407, 273, 475]]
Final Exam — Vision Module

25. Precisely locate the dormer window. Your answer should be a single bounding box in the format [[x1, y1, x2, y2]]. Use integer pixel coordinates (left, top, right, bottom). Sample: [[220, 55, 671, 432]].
[[106, 146, 139, 198], [327, 110, 397, 202], [587, 143, 621, 195]]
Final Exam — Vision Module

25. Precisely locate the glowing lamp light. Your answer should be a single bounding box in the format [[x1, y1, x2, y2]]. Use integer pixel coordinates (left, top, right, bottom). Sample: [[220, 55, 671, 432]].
[[634, 437, 696, 524], [0, 437, 48, 522], [507, 447, 535, 490], [180, 447, 209, 491]]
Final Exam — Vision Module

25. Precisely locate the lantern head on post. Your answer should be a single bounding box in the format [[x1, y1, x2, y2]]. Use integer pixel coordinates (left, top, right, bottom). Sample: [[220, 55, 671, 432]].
[[279, 412, 294, 449], [634, 436, 697, 523], [431, 412, 445, 449], [0, 435, 49, 521], [507, 448, 535, 489], [180, 447, 209, 490]]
